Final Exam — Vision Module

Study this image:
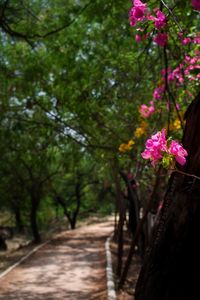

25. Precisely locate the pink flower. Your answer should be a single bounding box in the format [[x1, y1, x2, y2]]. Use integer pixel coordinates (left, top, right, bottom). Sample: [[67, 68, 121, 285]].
[[141, 129, 188, 167], [141, 129, 167, 165], [184, 55, 191, 63], [192, 0, 200, 11], [153, 33, 168, 47], [141, 149, 161, 167], [135, 34, 142, 42], [135, 28, 148, 42], [148, 10, 167, 29], [181, 37, 192, 45], [161, 67, 171, 76], [139, 101, 155, 118], [134, 6, 145, 18], [146, 130, 167, 151], [178, 32, 195, 45], [168, 140, 188, 166], [129, 0, 147, 27], [153, 86, 165, 100], [194, 35, 200, 44], [168, 73, 175, 81], [167, 67, 184, 85], [133, 0, 147, 9], [179, 63, 184, 69]]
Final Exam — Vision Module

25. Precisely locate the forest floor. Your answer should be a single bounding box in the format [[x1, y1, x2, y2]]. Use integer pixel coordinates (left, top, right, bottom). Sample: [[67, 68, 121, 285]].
[[0, 217, 141, 299]]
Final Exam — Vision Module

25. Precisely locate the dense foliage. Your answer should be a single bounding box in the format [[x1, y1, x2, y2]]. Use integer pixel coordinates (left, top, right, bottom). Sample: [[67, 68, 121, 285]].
[[0, 0, 199, 248]]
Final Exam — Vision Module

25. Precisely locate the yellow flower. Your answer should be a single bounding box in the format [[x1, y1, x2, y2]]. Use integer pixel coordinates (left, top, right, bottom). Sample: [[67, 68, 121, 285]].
[[173, 119, 181, 130], [119, 143, 128, 153], [134, 121, 148, 138], [169, 118, 182, 131], [128, 139, 135, 147], [135, 127, 145, 138], [118, 140, 135, 153]]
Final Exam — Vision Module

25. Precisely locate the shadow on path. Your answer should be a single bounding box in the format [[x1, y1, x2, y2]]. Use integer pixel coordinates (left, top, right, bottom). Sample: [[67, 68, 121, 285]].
[[0, 220, 114, 300]]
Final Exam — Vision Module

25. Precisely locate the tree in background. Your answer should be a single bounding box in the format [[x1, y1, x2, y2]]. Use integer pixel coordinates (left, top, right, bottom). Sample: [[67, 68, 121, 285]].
[[0, 0, 144, 244]]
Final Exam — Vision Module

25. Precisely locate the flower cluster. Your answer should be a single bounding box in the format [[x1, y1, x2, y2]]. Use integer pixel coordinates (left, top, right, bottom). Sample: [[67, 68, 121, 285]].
[[153, 86, 165, 100], [168, 140, 188, 166], [139, 101, 155, 118], [167, 52, 200, 84], [119, 140, 135, 153], [183, 52, 200, 81], [179, 32, 200, 45], [130, 0, 199, 47], [141, 129, 167, 166], [129, 0, 147, 27], [148, 10, 167, 30], [153, 33, 168, 47], [129, 0, 168, 47], [141, 129, 188, 167], [152, 50, 200, 102]]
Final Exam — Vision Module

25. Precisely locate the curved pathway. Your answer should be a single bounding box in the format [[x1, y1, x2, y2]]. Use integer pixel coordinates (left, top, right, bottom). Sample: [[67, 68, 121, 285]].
[[0, 220, 114, 300]]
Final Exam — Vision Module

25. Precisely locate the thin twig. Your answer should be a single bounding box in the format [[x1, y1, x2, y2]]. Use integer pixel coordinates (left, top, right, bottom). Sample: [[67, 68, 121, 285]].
[[160, 0, 183, 32], [170, 169, 200, 181]]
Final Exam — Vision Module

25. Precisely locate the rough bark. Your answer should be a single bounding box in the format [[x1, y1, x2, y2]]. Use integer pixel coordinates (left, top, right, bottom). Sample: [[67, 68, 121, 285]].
[[135, 92, 200, 300]]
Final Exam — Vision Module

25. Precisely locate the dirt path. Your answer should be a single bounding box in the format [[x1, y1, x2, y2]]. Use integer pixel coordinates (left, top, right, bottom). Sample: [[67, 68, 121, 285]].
[[0, 220, 114, 300]]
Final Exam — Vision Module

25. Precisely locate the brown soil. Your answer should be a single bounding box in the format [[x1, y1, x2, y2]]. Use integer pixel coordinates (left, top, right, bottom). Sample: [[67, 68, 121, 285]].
[[0, 219, 114, 300]]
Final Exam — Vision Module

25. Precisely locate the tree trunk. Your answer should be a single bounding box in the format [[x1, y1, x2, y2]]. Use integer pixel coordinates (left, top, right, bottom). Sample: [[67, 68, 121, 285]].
[[70, 182, 81, 230], [120, 172, 140, 236], [135, 92, 200, 300], [112, 161, 125, 278], [30, 198, 41, 244], [14, 206, 23, 233], [0, 236, 7, 251], [70, 218, 76, 230]]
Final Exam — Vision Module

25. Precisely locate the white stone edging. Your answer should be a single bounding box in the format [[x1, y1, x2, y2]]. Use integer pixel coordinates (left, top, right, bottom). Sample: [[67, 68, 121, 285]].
[[0, 240, 49, 279], [105, 233, 117, 300]]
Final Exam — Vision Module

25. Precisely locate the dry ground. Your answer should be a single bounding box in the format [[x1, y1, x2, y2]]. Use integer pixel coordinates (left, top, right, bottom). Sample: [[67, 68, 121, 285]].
[[0, 219, 113, 300]]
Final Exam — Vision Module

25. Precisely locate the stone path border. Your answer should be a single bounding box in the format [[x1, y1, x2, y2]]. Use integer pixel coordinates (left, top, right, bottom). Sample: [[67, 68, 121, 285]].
[[105, 234, 117, 300]]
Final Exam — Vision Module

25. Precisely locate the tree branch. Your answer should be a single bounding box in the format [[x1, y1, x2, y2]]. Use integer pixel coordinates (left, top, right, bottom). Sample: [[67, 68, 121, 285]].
[[0, 0, 93, 43]]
